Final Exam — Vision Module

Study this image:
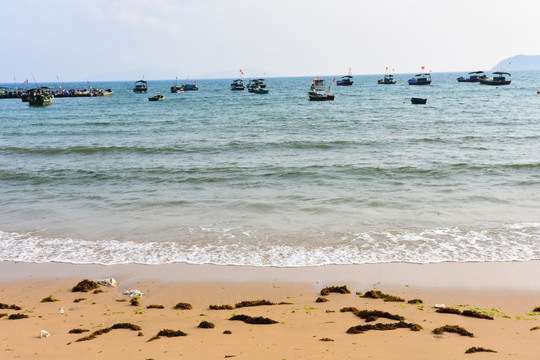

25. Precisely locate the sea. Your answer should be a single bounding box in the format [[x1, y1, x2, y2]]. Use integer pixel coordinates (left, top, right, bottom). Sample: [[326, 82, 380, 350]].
[[1, 72, 539, 266]]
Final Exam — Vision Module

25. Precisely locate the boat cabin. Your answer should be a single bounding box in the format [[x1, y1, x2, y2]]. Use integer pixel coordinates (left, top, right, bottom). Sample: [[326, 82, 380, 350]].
[[311, 78, 326, 91]]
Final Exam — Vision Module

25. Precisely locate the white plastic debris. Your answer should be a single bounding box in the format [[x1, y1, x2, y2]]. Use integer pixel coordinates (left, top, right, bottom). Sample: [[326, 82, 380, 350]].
[[434, 304, 445, 308], [123, 289, 144, 298], [60, 306, 68, 315], [40, 330, 50, 338], [97, 278, 118, 287]]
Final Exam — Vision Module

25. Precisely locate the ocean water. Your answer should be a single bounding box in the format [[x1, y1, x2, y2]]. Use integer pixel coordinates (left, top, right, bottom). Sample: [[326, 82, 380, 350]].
[[1, 72, 540, 266]]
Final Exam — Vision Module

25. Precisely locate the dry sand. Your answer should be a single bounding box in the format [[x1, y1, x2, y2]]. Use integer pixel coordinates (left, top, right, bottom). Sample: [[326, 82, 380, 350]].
[[0, 261, 539, 359]]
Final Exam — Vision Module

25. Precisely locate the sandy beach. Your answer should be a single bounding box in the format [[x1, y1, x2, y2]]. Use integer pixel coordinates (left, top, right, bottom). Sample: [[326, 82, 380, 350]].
[[0, 261, 539, 359]]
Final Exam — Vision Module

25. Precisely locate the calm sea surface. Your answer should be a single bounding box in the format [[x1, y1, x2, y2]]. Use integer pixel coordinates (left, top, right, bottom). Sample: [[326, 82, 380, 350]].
[[1, 72, 539, 265]]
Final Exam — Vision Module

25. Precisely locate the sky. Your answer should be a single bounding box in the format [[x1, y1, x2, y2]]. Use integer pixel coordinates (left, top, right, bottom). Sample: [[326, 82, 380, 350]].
[[2, 0, 540, 82]]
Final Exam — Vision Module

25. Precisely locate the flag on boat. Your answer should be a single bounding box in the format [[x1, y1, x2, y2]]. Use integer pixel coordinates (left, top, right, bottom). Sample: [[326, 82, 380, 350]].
[[421, 66, 425, 70], [239, 69, 244, 75]]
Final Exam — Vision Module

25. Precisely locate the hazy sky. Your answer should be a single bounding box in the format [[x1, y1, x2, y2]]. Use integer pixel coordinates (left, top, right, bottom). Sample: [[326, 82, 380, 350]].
[[2, 0, 540, 82]]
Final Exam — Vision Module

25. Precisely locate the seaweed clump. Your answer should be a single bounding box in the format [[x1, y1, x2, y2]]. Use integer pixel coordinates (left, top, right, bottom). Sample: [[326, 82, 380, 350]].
[[319, 337, 334, 342], [198, 321, 215, 329], [408, 299, 424, 304], [223, 330, 232, 334], [74, 323, 141, 342], [146, 304, 164, 309], [72, 279, 100, 292], [130, 297, 141, 306], [530, 326, 540, 331], [436, 307, 462, 315], [533, 306, 540, 312], [147, 329, 188, 342], [465, 347, 497, 354], [73, 298, 86, 303], [0, 313, 7, 318], [111, 323, 142, 331], [0, 303, 22, 310], [361, 290, 405, 302], [461, 310, 494, 320], [340, 307, 404, 322], [320, 286, 351, 296], [41, 295, 59, 303], [7, 313, 29, 320], [316, 297, 329, 303], [173, 302, 193, 310], [235, 300, 275, 308], [229, 314, 278, 324], [209, 304, 234, 310], [69, 328, 89, 334], [347, 321, 423, 334], [433, 325, 474, 337]]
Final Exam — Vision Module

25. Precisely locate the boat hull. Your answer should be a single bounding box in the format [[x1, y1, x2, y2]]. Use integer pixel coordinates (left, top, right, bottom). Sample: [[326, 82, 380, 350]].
[[411, 97, 427, 104], [378, 79, 396, 84], [408, 81, 431, 85], [308, 92, 334, 101], [478, 79, 511, 86]]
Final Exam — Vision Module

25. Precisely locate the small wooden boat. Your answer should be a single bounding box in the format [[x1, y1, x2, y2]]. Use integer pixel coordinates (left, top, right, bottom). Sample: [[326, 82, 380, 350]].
[[411, 97, 427, 104], [457, 71, 486, 82], [478, 72, 511, 86], [231, 79, 245, 91], [408, 73, 431, 85], [336, 75, 354, 86], [148, 94, 164, 101], [133, 80, 148, 93], [378, 74, 396, 84], [308, 91, 334, 101], [29, 91, 53, 106]]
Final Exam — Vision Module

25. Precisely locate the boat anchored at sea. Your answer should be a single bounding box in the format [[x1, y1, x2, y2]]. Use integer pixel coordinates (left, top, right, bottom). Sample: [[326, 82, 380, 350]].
[[408, 73, 431, 85], [478, 72, 511, 86], [133, 80, 148, 93], [457, 71, 487, 82], [28, 88, 53, 106], [308, 77, 335, 101]]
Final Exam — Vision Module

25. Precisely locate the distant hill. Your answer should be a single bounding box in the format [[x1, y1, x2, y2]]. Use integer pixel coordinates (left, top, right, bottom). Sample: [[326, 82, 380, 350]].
[[491, 54, 540, 71]]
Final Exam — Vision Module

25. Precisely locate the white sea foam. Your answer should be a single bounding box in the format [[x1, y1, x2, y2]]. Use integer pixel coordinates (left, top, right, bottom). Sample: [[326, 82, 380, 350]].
[[1, 224, 540, 266]]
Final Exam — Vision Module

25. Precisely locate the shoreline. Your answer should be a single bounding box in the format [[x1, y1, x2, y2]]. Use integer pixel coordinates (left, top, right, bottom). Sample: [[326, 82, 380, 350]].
[[2, 260, 540, 290]]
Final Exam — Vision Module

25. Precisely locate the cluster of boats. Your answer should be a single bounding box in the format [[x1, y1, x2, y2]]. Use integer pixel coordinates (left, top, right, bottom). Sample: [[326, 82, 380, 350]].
[[456, 71, 511, 85], [0, 86, 114, 106], [230, 78, 269, 94]]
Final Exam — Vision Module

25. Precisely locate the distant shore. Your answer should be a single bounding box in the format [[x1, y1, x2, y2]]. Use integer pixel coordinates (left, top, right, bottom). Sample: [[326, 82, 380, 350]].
[[0, 261, 539, 359]]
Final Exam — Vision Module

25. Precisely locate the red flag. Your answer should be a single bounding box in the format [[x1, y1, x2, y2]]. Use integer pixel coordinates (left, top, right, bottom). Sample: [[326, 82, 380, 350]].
[[421, 66, 425, 70], [332, 78, 336, 82], [239, 69, 244, 75], [386, 67, 388, 70]]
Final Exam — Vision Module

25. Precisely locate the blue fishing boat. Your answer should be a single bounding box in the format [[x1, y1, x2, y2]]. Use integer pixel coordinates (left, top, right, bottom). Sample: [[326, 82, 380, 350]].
[[411, 97, 427, 104], [231, 79, 245, 91], [408, 73, 431, 85], [336, 75, 354, 86]]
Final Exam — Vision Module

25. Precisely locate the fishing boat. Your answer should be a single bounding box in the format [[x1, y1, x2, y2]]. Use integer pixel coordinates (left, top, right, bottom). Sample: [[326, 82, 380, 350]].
[[478, 72, 511, 86], [29, 89, 53, 106], [408, 73, 431, 85], [133, 80, 148, 93], [411, 97, 427, 104], [148, 94, 164, 101], [182, 83, 198, 91], [378, 74, 396, 84], [336, 75, 354, 86], [231, 79, 245, 91], [457, 71, 487, 82]]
